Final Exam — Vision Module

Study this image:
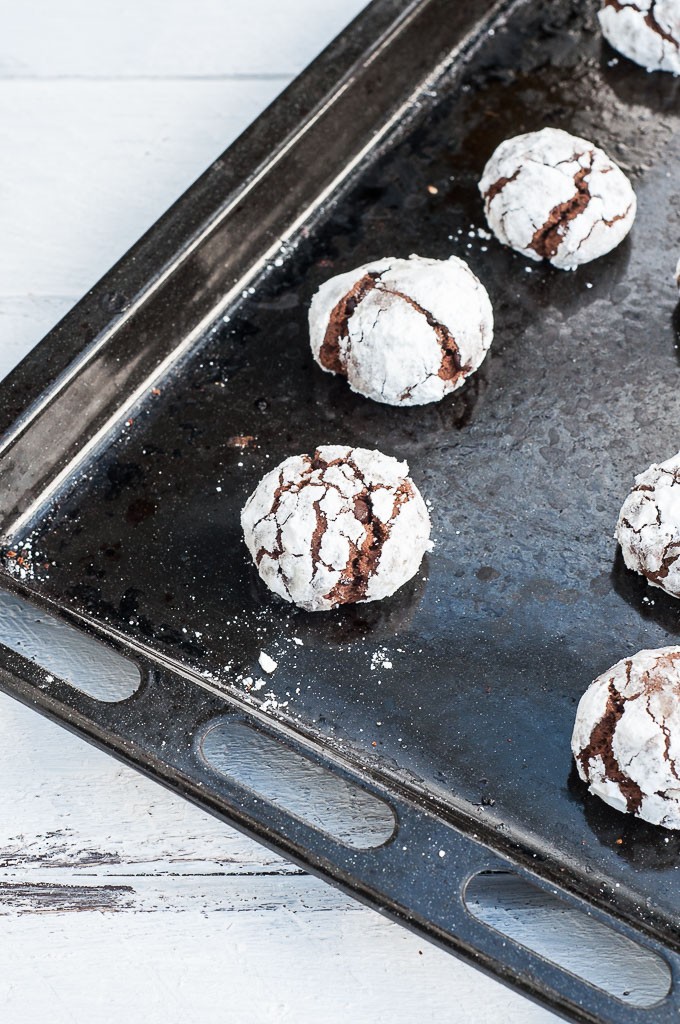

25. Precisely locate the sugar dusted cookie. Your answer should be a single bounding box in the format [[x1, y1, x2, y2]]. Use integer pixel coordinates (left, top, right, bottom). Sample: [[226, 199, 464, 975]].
[[241, 445, 432, 611], [309, 255, 493, 406], [616, 451, 680, 598], [478, 127, 636, 270], [599, 0, 680, 74], [572, 647, 680, 829]]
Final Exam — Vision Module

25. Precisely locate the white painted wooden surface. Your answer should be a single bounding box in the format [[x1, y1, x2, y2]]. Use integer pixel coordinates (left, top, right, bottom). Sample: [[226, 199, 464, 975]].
[[0, 3, 591, 1020]]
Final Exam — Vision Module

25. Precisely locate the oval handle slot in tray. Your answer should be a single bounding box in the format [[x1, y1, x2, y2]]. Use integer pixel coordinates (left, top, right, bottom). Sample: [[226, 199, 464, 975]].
[[0, 586, 139, 702], [465, 870, 672, 1009], [200, 717, 395, 849]]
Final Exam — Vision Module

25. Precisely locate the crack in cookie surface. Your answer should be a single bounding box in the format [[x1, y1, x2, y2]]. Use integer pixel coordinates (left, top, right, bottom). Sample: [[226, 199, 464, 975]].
[[483, 168, 520, 205], [578, 674, 644, 813], [530, 163, 592, 260], [375, 285, 465, 384], [318, 273, 382, 373], [318, 270, 465, 386], [604, 0, 680, 48], [641, 541, 680, 584], [324, 479, 414, 605]]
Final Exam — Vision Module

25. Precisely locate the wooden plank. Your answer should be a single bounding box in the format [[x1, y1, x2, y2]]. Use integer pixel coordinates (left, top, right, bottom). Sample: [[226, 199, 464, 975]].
[[0, 894, 557, 1024], [0, 873, 338, 916], [2, 0, 367, 78]]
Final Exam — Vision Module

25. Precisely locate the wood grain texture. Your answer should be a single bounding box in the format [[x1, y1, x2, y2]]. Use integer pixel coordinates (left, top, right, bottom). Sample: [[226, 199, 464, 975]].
[[0, 1, 563, 1021], [0, 909, 558, 1024]]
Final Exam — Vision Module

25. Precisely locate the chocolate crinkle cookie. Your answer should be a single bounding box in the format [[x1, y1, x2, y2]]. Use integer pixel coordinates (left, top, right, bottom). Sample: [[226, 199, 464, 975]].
[[308, 254, 493, 406], [241, 445, 432, 612], [616, 451, 680, 598], [478, 127, 636, 270], [599, 0, 680, 74], [572, 648, 680, 829]]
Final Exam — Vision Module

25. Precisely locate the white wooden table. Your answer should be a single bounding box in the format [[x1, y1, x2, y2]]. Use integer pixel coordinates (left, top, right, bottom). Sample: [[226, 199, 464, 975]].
[[0, 3, 564, 1020]]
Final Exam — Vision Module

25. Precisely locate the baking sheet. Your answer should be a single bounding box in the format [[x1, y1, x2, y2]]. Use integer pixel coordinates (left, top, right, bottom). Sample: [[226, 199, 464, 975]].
[[2, 0, 680, 1019]]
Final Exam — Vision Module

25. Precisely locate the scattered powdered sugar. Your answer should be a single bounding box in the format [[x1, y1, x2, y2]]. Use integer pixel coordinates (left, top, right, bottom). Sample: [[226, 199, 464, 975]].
[[240, 676, 268, 692], [3, 538, 35, 580], [371, 648, 394, 671], [258, 651, 278, 674], [259, 691, 289, 714]]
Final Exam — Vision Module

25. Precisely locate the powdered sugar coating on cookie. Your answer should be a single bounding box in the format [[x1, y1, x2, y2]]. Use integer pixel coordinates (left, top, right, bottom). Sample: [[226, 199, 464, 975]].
[[308, 255, 493, 407], [241, 445, 432, 612], [572, 647, 680, 829], [616, 451, 680, 598], [478, 127, 636, 270], [599, 1, 680, 74]]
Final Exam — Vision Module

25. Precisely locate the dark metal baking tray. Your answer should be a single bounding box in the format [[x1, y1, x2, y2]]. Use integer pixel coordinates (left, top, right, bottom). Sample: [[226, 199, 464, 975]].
[[2, 0, 680, 1019]]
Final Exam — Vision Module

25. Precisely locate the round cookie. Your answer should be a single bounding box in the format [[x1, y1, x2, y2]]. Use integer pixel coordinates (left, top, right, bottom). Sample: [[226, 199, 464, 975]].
[[308, 254, 493, 407], [241, 445, 432, 612], [572, 647, 680, 829], [599, 0, 680, 74], [616, 451, 680, 598], [478, 127, 636, 270]]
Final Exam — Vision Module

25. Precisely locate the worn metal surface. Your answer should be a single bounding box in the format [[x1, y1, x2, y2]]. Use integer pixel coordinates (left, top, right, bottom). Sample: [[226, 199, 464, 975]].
[[1, 0, 680, 1020]]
